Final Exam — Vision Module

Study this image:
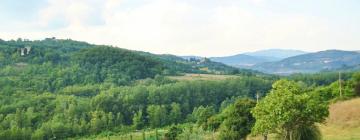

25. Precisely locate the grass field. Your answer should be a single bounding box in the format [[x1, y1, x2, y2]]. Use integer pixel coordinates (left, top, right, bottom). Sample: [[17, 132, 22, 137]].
[[320, 98, 360, 140], [167, 73, 239, 81]]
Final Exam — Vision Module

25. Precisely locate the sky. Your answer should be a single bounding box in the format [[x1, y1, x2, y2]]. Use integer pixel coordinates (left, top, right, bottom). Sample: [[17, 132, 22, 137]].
[[0, 0, 359, 57]]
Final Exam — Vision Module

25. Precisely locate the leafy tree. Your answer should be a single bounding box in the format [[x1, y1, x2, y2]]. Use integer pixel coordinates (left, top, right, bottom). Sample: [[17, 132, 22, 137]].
[[169, 103, 182, 124], [251, 80, 329, 140], [164, 125, 183, 140], [90, 111, 107, 133], [115, 112, 124, 126], [147, 105, 168, 128], [218, 98, 256, 140], [352, 72, 360, 96], [192, 106, 215, 127], [132, 110, 144, 130]]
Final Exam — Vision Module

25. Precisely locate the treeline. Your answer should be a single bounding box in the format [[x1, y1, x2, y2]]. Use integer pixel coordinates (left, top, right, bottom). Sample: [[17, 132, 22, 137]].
[[288, 71, 354, 86], [0, 77, 272, 139]]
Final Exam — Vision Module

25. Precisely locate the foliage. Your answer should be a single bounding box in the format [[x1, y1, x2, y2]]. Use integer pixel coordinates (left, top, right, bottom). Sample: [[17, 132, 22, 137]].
[[288, 71, 354, 86], [132, 110, 145, 130], [164, 125, 183, 140], [147, 105, 167, 128], [251, 80, 329, 139], [0, 75, 271, 139], [218, 98, 256, 140], [352, 72, 360, 96], [192, 106, 216, 127]]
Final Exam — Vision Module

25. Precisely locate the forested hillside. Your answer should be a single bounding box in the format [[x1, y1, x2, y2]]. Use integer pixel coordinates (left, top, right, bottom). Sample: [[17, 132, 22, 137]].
[[0, 38, 255, 91], [0, 38, 265, 139]]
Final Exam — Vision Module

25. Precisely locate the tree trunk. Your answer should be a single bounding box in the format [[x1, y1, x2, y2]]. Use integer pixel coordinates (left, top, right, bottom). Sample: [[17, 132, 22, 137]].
[[263, 134, 268, 140], [284, 130, 288, 140]]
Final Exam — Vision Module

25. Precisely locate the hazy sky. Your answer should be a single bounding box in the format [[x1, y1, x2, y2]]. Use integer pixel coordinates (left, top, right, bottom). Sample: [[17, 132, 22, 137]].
[[0, 0, 359, 57]]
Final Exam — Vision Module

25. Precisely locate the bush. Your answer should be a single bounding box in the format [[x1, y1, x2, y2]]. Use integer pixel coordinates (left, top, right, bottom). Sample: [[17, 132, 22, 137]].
[[164, 125, 183, 140]]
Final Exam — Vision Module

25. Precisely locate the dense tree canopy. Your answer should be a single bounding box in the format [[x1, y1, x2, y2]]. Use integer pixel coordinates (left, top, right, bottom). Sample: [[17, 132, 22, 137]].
[[0, 76, 272, 139], [218, 99, 256, 140]]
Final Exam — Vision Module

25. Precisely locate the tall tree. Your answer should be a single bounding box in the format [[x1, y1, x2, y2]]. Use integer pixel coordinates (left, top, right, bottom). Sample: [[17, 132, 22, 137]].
[[147, 105, 167, 128], [169, 103, 182, 124], [132, 110, 144, 130], [251, 80, 328, 140], [218, 98, 256, 140]]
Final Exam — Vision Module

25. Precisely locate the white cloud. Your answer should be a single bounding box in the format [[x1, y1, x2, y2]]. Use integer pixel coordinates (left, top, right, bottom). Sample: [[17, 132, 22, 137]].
[[0, 0, 359, 56]]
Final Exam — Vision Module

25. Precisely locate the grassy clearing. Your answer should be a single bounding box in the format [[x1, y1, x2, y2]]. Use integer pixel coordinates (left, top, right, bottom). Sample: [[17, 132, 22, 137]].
[[168, 73, 239, 81], [319, 98, 360, 140], [320, 124, 360, 140], [327, 98, 360, 128]]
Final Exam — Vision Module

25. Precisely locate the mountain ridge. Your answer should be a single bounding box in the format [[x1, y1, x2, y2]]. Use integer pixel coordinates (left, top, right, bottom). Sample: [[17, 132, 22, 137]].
[[252, 50, 360, 75], [206, 49, 307, 68]]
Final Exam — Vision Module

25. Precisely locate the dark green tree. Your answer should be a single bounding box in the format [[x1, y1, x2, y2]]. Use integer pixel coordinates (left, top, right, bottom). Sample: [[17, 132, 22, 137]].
[[164, 125, 183, 140], [132, 110, 144, 130], [218, 98, 256, 140], [169, 103, 182, 124]]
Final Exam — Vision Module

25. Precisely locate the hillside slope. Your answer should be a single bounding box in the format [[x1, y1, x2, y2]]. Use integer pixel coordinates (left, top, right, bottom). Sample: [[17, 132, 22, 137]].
[[0, 38, 261, 93]]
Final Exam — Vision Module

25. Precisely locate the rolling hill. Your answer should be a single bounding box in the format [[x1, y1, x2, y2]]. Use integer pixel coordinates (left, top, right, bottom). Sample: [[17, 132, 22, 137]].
[[253, 50, 360, 75]]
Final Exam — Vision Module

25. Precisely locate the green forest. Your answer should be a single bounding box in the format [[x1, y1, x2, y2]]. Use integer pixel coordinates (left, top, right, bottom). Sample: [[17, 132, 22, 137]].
[[0, 39, 359, 140]]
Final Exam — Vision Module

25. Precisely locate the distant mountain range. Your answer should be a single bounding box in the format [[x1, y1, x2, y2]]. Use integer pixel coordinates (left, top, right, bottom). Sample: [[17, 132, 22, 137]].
[[182, 49, 307, 68], [252, 50, 360, 75], [182, 49, 360, 75], [244, 49, 307, 60], [210, 54, 268, 68]]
